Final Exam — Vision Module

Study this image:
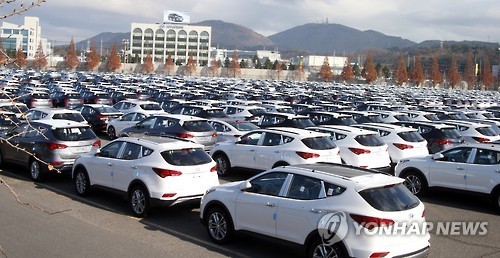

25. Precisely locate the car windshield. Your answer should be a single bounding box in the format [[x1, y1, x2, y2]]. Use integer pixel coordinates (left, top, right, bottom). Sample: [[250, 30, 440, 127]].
[[229, 122, 259, 131], [338, 117, 357, 126], [355, 134, 385, 146], [359, 183, 420, 211], [206, 109, 228, 118], [52, 127, 96, 141], [96, 107, 120, 113], [476, 127, 497, 136], [183, 120, 214, 132], [140, 103, 162, 111], [441, 128, 462, 139], [368, 115, 384, 123], [248, 109, 265, 115], [398, 131, 425, 142], [52, 113, 86, 122], [302, 137, 337, 150], [161, 148, 212, 166], [292, 118, 315, 128], [424, 114, 440, 121], [394, 114, 411, 121]]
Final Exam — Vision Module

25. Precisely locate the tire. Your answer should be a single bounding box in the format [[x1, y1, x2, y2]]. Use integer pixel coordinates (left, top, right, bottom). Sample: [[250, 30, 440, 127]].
[[0, 149, 4, 168], [29, 159, 46, 182], [402, 171, 428, 196], [206, 206, 234, 244], [74, 168, 91, 196], [129, 185, 150, 218], [107, 126, 117, 140], [492, 190, 500, 213], [308, 237, 346, 258], [213, 154, 231, 176]]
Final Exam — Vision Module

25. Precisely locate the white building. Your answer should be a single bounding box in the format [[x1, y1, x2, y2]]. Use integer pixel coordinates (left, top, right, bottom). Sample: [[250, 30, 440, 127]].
[[211, 49, 281, 65], [0, 16, 52, 60], [303, 55, 348, 75], [130, 22, 211, 66]]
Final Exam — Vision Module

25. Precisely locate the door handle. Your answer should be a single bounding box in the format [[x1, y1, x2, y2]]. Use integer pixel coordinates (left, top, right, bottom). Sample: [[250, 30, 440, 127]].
[[310, 208, 323, 214], [265, 202, 276, 207], [107, 163, 113, 166], [249, 149, 255, 152], [274, 150, 280, 153], [457, 167, 465, 170]]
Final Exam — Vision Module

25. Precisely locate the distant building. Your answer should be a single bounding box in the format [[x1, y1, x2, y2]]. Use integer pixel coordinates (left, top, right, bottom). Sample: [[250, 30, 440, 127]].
[[0, 16, 52, 60], [130, 21, 211, 66], [302, 55, 348, 75], [211, 49, 281, 65]]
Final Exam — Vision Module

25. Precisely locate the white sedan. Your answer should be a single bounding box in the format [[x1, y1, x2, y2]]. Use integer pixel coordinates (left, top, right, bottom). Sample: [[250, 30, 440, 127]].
[[72, 136, 219, 217]]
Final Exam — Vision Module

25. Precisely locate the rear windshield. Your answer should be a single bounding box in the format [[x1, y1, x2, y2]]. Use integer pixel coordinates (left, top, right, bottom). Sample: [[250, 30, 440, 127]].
[[359, 183, 420, 211], [140, 103, 162, 111], [355, 134, 385, 146], [276, 107, 294, 114], [395, 114, 411, 121], [52, 127, 96, 141], [206, 109, 228, 118], [441, 128, 462, 139], [161, 148, 212, 166], [66, 93, 81, 98], [292, 118, 315, 128], [368, 115, 384, 123], [476, 127, 497, 136], [302, 137, 337, 150], [398, 131, 425, 142], [249, 109, 266, 115], [97, 107, 120, 114], [183, 120, 214, 132], [339, 117, 357, 126], [424, 114, 440, 121], [229, 122, 259, 131], [52, 113, 86, 122]]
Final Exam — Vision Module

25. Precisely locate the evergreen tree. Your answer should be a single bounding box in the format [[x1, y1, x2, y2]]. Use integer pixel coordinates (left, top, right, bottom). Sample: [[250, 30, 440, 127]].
[[209, 57, 219, 77], [142, 53, 154, 74], [229, 51, 241, 78], [411, 54, 425, 86], [86, 41, 100, 71], [33, 41, 48, 70], [429, 53, 442, 86], [447, 56, 461, 88], [106, 41, 121, 72], [14, 48, 26, 68], [319, 56, 334, 82], [65, 37, 79, 70], [264, 58, 272, 69], [184, 54, 197, 76], [341, 59, 354, 82], [481, 57, 494, 90], [164, 53, 174, 75], [364, 52, 377, 83], [463, 52, 476, 90], [395, 55, 408, 86]]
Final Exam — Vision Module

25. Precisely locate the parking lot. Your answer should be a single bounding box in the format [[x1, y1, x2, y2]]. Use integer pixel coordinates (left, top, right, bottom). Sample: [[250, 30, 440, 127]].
[[0, 153, 499, 257]]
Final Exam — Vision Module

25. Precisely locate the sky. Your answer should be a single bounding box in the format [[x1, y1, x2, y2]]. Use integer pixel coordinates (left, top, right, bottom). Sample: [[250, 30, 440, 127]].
[[3, 0, 500, 47]]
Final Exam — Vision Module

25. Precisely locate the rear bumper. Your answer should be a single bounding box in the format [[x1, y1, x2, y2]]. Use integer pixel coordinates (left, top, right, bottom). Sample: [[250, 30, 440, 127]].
[[150, 194, 203, 207]]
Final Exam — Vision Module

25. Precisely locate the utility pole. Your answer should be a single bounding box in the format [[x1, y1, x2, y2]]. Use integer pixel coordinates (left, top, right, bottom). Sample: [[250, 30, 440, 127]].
[[100, 39, 103, 58]]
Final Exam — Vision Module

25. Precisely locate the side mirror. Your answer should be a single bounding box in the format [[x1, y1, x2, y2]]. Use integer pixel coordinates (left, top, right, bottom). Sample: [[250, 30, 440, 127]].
[[239, 180, 252, 191], [432, 153, 444, 160]]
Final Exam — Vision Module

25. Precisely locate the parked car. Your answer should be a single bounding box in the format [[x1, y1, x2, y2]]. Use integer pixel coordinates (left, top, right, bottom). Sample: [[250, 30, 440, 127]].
[[352, 123, 429, 165], [307, 125, 392, 172], [254, 112, 315, 129], [24, 108, 88, 125], [394, 121, 466, 154], [72, 136, 219, 217], [304, 111, 357, 126], [210, 127, 341, 176], [113, 99, 163, 113], [200, 163, 430, 257], [73, 104, 123, 132], [395, 144, 500, 211], [169, 105, 230, 119], [18, 92, 52, 109], [51, 91, 83, 108], [208, 119, 260, 142], [120, 114, 217, 151], [0, 102, 29, 119], [106, 110, 166, 140], [0, 120, 100, 181], [440, 120, 500, 143], [81, 91, 113, 105]]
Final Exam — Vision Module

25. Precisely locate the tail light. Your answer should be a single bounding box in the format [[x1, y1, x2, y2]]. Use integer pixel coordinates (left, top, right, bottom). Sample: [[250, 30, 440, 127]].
[[46, 143, 68, 150], [422, 209, 426, 218], [64, 99, 69, 103], [50, 161, 63, 166], [369, 252, 390, 258], [92, 140, 101, 147], [472, 137, 490, 143], [94, 98, 99, 103], [348, 147, 371, 155], [296, 151, 320, 159], [30, 99, 37, 102], [162, 193, 177, 198], [211, 132, 217, 137], [96, 115, 108, 121], [233, 134, 241, 138], [210, 165, 217, 172], [393, 143, 414, 150], [152, 168, 182, 178], [436, 139, 453, 146], [350, 214, 394, 230], [177, 133, 194, 138]]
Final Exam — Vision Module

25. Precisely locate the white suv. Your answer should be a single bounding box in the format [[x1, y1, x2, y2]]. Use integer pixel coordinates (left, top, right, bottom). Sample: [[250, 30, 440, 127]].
[[441, 120, 500, 143], [352, 123, 429, 165], [210, 127, 341, 176], [395, 144, 500, 211], [72, 136, 219, 217], [307, 125, 392, 172], [200, 163, 430, 258]]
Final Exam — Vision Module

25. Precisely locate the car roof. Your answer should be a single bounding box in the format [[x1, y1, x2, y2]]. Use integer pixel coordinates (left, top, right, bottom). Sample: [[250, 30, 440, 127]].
[[154, 114, 207, 122], [30, 108, 80, 114], [309, 125, 376, 135], [262, 112, 309, 119], [116, 136, 203, 149], [353, 123, 417, 132], [259, 127, 329, 137], [31, 119, 89, 128]]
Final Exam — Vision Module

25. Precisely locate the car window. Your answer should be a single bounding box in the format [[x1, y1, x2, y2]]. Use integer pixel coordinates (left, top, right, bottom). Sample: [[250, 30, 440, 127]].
[[121, 113, 135, 121], [302, 136, 337, 150], [52, 127, 96, 141], [474, 149, 499, 165], [359, 183, 420, 211], [324, 182, 346, 197], [441, 147, 473, 163], [135, 113, 147, 121], [138, 117, 157, 128], [155, 118, 176, 128], [99, 141, 124, 158], [183, 120, 213, 132], [161, 148, 212, 166], [248, 172, 288, 196], [24, 125, 46, 138], [120, 142, 142, 160], [239, 131, 263, 145], [286, 174, 323, 200], [52, 113, 86, 122], [262, 132, 282, 146]]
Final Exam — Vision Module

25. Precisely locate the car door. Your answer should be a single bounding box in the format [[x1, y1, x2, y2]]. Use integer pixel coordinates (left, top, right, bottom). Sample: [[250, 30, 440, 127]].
[[127, 117, 157, 136], [86, 141, 124, 188], [2, 124, 31, 164], [112, 142, 143, 191], [254, 132, 284, 170], [276, 174, 335, 244], [229, 131, 263, 169], [235, 172, 289, 237], [429, 147, 473, 190], [466, 148, 500, 194], [209, 121, 231, 142]]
